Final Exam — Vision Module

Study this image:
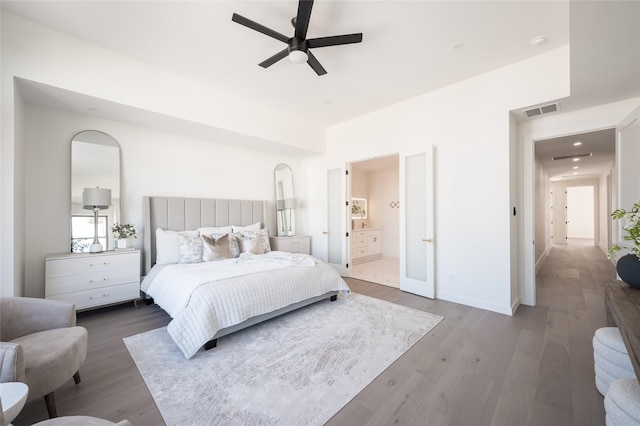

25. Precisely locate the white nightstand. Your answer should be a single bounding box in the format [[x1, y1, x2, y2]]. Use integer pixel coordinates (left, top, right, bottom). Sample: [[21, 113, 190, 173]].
[[269, 235, 311, 255], [45, 249, 141, 311]]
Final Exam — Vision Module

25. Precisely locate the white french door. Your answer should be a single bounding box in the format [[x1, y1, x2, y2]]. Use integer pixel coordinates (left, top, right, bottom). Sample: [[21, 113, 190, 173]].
[[399, 148, 435, 298], [326, 167, 348, 275]]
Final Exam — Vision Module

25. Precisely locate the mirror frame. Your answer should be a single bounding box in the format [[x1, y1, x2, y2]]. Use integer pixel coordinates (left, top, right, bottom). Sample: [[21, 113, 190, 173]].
[[274, 163, 295, 237], [70, 130, 121, 253], [351, 197, 368, 219]]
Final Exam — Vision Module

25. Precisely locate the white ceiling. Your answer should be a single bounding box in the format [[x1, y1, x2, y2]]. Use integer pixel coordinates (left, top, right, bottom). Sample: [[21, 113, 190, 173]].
[[2, 0, 571, 126], [2, 1, 639, 179], [535, 128, 616, 182]]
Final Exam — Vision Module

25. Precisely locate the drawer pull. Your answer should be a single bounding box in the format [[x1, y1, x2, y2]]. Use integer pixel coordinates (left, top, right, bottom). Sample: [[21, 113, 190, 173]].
[[88, 278, 109, 283], [89, 294, 108, 300]]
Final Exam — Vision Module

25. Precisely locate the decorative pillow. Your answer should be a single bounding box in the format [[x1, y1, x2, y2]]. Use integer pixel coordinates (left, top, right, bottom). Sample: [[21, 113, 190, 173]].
[[178, 234, 203, 264], [201, 234, 232, 262], [236, 231, 265, 255], [231, 222, 261, 233], [198, 225, 232, 236], [235, 229, 271, 254], [156, 229, 199, 265], [253, 229, 271, 253]]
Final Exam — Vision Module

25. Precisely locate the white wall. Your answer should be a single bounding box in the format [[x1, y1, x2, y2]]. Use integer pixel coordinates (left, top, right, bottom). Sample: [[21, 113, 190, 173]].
[[21, 104, 304, 298], [534, 155, 550, 265], [566, 185, 595, 238], [1, 12, 325, 296], [305, 46, 571, 315], [368, 167, 400, 258]]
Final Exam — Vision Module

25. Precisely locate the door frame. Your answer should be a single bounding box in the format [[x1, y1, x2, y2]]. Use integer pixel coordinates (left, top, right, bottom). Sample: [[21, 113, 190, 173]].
[[522, 106, 635, 306]]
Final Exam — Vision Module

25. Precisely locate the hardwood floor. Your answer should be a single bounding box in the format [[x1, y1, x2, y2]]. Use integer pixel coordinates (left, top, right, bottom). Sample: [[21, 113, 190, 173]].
[[14, 242, 614, 425]]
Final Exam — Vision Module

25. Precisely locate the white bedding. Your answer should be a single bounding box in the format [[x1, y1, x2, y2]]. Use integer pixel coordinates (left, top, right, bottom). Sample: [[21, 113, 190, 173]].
[[142, 251, 350, 359]]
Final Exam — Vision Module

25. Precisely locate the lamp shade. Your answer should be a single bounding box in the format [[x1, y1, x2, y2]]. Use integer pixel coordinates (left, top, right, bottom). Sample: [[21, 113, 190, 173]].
[[83, 187, 111, 210], [284, 198, 297, 209]]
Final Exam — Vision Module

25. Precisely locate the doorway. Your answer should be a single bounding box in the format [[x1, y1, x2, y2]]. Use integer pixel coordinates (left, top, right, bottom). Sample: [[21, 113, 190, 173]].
[[349, 154, 400, 288]]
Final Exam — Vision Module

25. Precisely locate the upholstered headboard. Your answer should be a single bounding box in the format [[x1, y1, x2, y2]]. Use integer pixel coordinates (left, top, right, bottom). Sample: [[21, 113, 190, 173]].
[[143, 196, 267, 274]]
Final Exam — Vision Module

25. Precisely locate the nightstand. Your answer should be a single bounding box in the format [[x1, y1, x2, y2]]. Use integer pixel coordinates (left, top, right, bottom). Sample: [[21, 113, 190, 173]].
[[45, 249, 141, 311], [269, 235, 311, 254]]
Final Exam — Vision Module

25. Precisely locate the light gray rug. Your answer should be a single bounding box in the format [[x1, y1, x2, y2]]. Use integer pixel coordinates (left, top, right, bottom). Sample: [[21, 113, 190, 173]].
[[124, 293, 443, 426]]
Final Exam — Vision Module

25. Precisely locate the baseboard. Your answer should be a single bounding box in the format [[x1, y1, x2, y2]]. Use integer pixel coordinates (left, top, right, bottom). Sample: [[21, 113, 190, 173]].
[[510, 297, 521, 315], [535, 245, 552, 275], [436, 291, 514, 316]]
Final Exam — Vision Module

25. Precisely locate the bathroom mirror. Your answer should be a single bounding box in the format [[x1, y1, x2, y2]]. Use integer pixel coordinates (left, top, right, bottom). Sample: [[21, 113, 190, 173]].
[[70, 130, 121, 252], [274, 163, 296, 236], [351, 198, 368, 219]]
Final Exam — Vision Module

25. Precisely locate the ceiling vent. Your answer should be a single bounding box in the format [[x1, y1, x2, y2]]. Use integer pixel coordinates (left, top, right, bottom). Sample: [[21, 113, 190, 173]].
[[552, 152, 593, 161], [524, 102, 559, 118]]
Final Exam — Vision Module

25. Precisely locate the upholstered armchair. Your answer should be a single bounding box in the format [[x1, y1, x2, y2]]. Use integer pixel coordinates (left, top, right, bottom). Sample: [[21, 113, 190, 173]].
[[0, 297, 88, 418]]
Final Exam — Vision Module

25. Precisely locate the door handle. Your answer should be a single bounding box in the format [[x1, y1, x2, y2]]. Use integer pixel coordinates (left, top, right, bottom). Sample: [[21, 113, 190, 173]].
[[422, 238, 433, 243]]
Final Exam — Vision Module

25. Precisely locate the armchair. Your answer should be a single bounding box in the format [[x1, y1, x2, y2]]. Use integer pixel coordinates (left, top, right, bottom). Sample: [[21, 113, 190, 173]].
[[0, 297, 88, 418]]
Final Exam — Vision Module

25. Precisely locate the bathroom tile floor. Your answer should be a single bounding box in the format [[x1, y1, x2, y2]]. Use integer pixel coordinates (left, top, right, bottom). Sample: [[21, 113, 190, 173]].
[[350, 256, 400, 288]]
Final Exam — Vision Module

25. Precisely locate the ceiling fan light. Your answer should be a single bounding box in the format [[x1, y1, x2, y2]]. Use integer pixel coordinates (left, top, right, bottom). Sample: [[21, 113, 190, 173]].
[[288, 49, 308, 64]]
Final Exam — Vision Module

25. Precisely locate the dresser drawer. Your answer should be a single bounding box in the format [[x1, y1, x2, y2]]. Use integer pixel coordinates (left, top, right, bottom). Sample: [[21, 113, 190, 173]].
[[270, 236, 310, 254], [46, 252, 138, 278], [47, 282, 140, 310], [45, 267, 140, 296]]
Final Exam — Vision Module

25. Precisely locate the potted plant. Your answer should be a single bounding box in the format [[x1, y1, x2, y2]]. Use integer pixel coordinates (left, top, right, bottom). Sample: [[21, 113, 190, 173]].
[[608, 202, 640, 287], [112, 223, 137, 250]]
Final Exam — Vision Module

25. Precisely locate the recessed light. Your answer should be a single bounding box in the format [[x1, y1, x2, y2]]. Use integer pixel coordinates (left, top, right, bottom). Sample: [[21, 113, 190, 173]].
[[530, 36, 547, 46], [573, 166, 579, 169], [573, 141, 582, 146], [573, 158, 580, 162], [573, 172, 578, 175]]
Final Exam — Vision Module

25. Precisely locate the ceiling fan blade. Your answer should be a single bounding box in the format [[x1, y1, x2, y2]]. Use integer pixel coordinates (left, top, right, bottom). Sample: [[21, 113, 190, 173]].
[[294, 0, 314, 39], [306, 51, 327, 76], [259, 48, 289, 68], [232, 13, 289, 43], [307, 33, 363, 48]]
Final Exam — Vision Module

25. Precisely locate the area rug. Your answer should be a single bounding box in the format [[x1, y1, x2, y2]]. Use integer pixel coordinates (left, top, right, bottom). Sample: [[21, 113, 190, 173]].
[[123, 293, 443, 426]]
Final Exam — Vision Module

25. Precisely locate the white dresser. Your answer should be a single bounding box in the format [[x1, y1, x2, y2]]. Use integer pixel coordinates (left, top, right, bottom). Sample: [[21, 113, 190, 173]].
[[269, 235, 311, 254], [45, 250, 141, 311], [351, 229, 382, 264]]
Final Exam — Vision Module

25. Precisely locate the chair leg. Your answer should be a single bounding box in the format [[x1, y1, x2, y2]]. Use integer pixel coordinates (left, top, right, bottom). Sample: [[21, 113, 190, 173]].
[[73, 371, 81, 384], [44, 392, 57, 418]]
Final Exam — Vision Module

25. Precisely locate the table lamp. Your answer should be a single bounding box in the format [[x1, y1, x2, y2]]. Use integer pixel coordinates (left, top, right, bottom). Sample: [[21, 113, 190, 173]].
[[83, 187, 111, 253]]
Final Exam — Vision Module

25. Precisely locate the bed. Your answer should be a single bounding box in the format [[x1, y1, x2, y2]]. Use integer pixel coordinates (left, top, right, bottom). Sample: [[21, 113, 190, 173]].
[[141, 196, 350, 359]]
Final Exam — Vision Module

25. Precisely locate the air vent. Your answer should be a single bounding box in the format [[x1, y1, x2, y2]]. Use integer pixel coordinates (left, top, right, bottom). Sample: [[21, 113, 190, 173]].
[[552, 152, 592, 161], [524, 102, 560, 118]]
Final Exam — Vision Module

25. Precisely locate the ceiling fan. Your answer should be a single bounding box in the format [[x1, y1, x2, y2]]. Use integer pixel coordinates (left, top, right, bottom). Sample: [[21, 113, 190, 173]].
[[232, 0, 363, 76]]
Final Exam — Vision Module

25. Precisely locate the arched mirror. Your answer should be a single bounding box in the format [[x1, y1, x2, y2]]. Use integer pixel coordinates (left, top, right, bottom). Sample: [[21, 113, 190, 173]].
[[70, 131, 121, 252], [274, 163, 296, 236]]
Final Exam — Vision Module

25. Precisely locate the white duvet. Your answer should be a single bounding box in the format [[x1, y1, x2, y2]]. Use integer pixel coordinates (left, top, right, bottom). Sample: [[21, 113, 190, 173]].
[[142, 251, 350, 359]]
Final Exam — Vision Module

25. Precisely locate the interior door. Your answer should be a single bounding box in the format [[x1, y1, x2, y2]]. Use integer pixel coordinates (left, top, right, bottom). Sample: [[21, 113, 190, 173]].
[[326, 168, 348, 275], [399, 148, 435, 298]]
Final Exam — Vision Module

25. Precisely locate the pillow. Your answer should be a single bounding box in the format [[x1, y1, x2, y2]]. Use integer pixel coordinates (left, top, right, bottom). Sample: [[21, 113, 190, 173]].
[[156, 228, 199, 265], [235, 229, 270, 255], [178, 234, 203, 264], [231, 222, 261, 233], [201, 234, 232, 262], [198, 225, 232, 236]]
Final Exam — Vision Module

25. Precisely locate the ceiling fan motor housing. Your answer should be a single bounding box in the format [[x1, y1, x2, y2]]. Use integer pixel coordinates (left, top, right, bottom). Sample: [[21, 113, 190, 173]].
[[288, 37, 309, 62]]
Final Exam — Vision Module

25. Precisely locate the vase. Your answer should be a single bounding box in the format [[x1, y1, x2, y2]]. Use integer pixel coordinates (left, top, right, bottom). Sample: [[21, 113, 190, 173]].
[[116, 238, 130, 250], [616, 254, 640, 288]]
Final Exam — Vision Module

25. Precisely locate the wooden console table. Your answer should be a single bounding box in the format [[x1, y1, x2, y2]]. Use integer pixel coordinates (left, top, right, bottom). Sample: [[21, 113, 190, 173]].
[[605, 280, 640, 381]]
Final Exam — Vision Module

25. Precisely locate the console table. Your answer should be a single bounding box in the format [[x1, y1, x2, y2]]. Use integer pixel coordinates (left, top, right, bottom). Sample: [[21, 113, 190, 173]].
[[605, 280, 640, 381]]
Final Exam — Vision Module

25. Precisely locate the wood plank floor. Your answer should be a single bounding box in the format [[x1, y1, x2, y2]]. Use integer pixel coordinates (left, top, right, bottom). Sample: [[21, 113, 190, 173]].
[[13, 242, 614, 425]]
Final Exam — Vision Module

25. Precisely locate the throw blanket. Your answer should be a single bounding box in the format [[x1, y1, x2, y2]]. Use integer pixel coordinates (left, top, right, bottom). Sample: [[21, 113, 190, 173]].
[[142, 252, 350, 358]]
